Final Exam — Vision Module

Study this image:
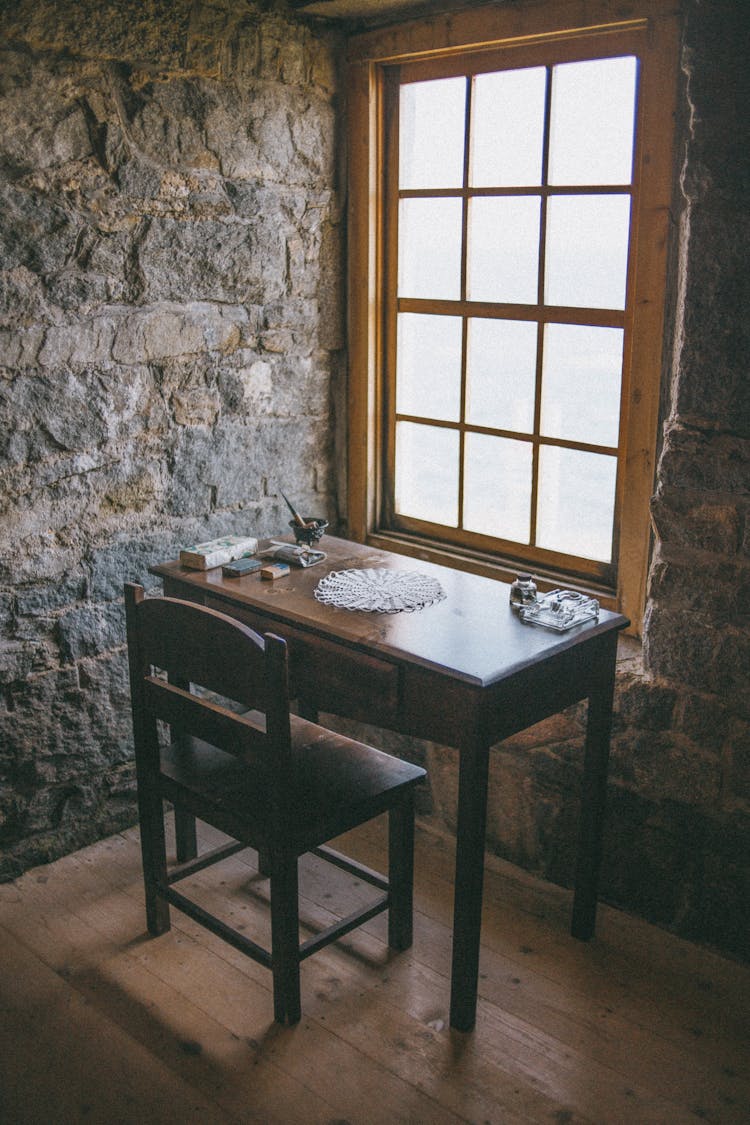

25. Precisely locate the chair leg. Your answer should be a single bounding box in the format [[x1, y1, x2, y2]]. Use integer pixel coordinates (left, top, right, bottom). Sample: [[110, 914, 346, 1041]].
[[174, 806, 198, 863], [388, 792, 416, 951], [138, 789, 170, 935], [270, 856, 301, 1024]]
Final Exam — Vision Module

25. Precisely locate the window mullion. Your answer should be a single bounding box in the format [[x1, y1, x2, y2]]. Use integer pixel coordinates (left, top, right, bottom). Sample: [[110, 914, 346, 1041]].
[[457, 74, 472, 533], [383, 69, 402, 529], [530, 65, 554, 549]]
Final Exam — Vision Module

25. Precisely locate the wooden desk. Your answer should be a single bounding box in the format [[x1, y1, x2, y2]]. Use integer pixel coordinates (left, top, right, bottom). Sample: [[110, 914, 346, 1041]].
[[151, 536, 628, 1031]]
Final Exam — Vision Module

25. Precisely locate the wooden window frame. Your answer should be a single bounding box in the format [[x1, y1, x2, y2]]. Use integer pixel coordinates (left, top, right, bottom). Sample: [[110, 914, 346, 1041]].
[[345, 0, 681, 633]]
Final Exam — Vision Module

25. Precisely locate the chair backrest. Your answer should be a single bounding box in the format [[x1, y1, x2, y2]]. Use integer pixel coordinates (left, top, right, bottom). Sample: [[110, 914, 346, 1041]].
[[125, 583, 292, 785]]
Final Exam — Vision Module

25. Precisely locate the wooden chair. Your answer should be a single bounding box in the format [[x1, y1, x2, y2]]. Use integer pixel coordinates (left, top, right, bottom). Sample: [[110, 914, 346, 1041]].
[[124, 582, 425, 1024]]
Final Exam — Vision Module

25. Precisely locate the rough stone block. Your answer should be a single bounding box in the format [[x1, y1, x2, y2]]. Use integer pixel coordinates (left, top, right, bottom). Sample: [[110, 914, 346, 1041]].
[[0, 364, 159, 469], [676, 692, 735, 754], [2, 451, 166, 553], [56, 602, 125, 664], [0, 640, 44, 686], [224, 357, 273, 412], [0, 266, 50, 328], [0, 51, 94, 173], [0, 594, 12, 631], [227, 17, 265, 79], [206, 87, 335, 186], [261, 21, 307, 84], [644, 604, 749, 713], [38, 319, 116, 369], [646, 557, 747, 630], [728, 718, 750, 804], [0, 183, 80, 275], [713, 631, 750, 710], [112, 304, 244, 364], [658, 424, 750, 496], [0, 0, 193, 69], [598, 788, 703, 929], [486, 743, 582, 883], [317, 220, 344, 350], [0, 791, 27, 849], [122, 75, 223, 172], [9, 369, 110, 455], [0, 326, 44, 368], [186, 2, 244, 77], [643, 603, 714, 681], [86, 531, 184, 601], [609, 730, 721, 807], [310, 33, 340, 96], [101, 467, 163, 516], [682, 0, 747, 209], [499, 707, 584, 754], [167, 415, 331, 517], [677, 809, 750, 961], [675, 208, 750, 436], [651, 487, 743, 556], [15, 575, 86, 617], [23, 783, 94, 833], [137, 216, 287, 304], [115, 307, 205, 362], [171, 387, 221, 427], [270, 356, 333, 419], [614, 675, 677, 731]]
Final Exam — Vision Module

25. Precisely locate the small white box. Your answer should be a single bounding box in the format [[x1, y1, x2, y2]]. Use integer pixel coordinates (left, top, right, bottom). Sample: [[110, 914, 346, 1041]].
[[179, 535, 258, 571]]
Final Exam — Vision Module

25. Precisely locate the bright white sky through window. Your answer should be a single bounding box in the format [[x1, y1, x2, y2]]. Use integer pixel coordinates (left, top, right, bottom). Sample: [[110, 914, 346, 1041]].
[[393, 56, 638, 566]]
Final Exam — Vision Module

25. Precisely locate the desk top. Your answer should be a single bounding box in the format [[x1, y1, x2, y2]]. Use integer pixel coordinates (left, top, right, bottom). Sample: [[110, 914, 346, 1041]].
[[151, 536, 628, 689]]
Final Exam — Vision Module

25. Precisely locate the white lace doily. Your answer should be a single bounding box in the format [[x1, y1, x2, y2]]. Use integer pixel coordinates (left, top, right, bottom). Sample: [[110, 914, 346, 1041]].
[[314, 568, 446, 613]]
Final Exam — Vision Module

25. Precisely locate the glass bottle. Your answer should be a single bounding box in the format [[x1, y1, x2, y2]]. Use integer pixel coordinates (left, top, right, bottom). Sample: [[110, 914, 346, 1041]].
[[510, 573, 538, 609]]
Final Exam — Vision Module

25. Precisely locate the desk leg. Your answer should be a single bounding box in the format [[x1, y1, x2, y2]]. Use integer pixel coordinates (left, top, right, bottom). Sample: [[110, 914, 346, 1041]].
[[572, 636, 617, 939], [449, 737, 490, 1032]]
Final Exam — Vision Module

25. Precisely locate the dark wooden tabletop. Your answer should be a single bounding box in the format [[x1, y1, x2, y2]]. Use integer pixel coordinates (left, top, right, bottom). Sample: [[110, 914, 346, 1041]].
[[151, 536, 628, 689]]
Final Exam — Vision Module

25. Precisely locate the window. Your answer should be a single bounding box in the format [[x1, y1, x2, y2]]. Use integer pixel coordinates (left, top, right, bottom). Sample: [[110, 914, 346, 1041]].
[[346, 3, 680, 632]]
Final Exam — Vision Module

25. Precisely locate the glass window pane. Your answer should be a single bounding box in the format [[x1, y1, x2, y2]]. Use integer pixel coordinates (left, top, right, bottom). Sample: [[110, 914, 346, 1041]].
[[468, 197, 541, 304], [537, 446, 617, 562], [463, 432, 532, 542], [397, 314, 462, 422], [395, 421, 459, 526], [549, 57, 638, 186], [541, 324, 623, 446], [399, 197, 462, 300], [471, 67, 546, 187], [466, 318, 537, 432], [544, 194, 631, 309], [400, 77, 466, 190]]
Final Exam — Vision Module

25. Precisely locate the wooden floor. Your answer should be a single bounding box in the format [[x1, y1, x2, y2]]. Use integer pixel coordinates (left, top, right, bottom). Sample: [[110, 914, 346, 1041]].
[[1, 816, 748, 1125]]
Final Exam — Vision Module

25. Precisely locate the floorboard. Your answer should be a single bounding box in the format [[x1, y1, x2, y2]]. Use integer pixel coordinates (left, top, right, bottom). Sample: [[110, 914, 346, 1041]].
[[0, 816, 747, 1125]]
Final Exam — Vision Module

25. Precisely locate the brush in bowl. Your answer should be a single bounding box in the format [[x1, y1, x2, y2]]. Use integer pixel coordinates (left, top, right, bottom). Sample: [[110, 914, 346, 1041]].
[[290, 518, 328, 546]]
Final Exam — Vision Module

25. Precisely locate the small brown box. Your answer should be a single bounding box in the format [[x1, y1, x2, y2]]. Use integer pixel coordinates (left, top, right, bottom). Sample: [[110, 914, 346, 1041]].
[[260, 562, 290, 580]]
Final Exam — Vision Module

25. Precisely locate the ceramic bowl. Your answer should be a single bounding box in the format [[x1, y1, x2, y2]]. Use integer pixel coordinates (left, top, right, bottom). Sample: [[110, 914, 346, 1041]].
[[289, 518, 328, 546]]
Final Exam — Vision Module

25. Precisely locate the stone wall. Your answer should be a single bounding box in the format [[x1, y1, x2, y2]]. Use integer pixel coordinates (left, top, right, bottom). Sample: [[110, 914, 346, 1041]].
[[0, 0, 343, 877], [636, 0, 749, 958]]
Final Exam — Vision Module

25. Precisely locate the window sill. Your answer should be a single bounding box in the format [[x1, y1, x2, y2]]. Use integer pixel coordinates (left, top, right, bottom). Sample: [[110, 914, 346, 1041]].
[[361, 527, 620, 614]]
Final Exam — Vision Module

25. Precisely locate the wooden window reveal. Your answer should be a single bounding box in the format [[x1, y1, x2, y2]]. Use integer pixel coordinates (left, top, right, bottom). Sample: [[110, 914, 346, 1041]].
[[346, 4, 680, 633]]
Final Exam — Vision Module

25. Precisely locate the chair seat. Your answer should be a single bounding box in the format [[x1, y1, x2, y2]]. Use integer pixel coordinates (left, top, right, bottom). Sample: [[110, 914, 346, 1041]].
[[159, 713, 425, 855]]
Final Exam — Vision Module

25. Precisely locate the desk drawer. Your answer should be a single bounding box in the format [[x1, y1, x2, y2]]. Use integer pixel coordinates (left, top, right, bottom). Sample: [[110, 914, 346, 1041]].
[[204, 596, 400, 724]]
